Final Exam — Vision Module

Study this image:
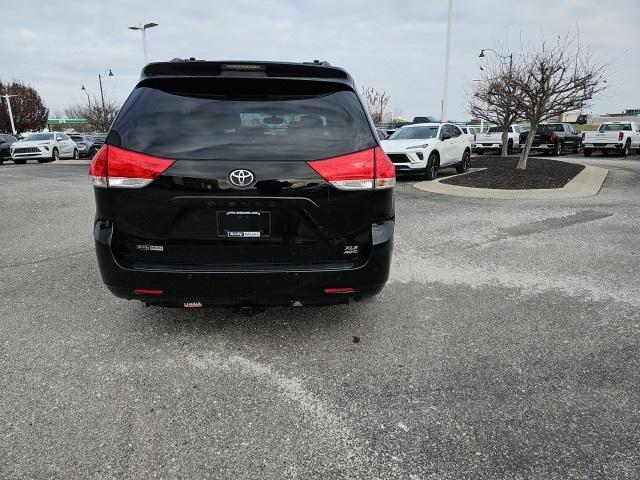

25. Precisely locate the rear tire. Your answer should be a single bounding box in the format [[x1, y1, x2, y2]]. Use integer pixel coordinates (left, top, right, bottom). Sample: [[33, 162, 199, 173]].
[[583, 149, 592, 157], [553, 141, 563, 156], [424, 153, 439, 180], [602, 149, 609, 157], [475, 148, 483, 155], [73, 148, 79, 160], [456, 150, 470, 174], [507, 140, 513, 155], [51, 148, 59, 162], [621, 141, 630, 157]]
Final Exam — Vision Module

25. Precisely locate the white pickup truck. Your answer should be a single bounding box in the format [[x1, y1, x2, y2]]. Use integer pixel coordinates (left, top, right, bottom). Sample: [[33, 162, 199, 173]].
[[474, 125, 523, 155], [582, 121, 640, 157]]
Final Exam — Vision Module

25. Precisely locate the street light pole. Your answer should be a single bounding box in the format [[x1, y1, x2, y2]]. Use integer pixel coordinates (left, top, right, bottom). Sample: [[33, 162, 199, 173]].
[[141, 28, 148, 64], [441, 0, 454, 122], [1, 94, 18, 135], [81, 85, 91, 109], [97, 69, 113, 131], [128, 23, 159, 65], [98, 74, 106, 114]]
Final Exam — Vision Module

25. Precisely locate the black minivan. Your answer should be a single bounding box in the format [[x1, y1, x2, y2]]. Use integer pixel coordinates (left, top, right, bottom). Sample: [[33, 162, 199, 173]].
[[90, 60, 395, 307]]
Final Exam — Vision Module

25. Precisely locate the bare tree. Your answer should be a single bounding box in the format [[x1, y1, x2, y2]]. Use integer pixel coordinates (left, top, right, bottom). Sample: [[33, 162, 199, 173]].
[[361, 87, 390, 124], [0, 80, 48, 133], [508, 31, 607, 169], [469, 56, 522, 157], [62, 93, 120, 132]]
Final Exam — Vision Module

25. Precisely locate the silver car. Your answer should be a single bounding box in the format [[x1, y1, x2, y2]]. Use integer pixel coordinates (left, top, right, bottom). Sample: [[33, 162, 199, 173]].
[[69, 134, 96, 158]]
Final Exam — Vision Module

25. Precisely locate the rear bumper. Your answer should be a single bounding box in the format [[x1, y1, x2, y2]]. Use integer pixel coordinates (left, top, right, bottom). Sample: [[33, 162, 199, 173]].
[[94, 220, 394, 307], [529, 143, 557, 151], [583, 143, 623, 150], [474, 143, 501, 150], [474, 142, 520, 152]]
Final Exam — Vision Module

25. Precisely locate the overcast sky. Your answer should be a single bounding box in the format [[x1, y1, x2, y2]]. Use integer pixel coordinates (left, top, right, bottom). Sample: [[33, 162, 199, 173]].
[[2, 0, 638, 121]]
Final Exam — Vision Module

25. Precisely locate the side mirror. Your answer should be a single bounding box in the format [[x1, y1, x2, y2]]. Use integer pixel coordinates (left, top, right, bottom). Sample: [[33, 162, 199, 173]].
[[440, 133, 452, 141]]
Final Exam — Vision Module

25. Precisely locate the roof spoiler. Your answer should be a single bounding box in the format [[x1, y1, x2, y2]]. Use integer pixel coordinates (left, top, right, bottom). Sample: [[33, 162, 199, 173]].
[[141, 60, 351, 83]]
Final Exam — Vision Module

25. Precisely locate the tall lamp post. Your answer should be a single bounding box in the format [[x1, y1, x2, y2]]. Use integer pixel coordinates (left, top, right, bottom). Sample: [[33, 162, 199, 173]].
[[98, 69, 114, 131], [479, 48, 513, 71], [81, 85, 92, 133], [128, 22, 159, 65], [81, 85, 91, 109], [0, 93, 18, 135], [441, 0, 454, 122]]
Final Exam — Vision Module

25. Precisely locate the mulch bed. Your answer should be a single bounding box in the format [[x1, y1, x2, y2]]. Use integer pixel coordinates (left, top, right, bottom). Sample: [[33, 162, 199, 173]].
[[440, 156, 585, 190]]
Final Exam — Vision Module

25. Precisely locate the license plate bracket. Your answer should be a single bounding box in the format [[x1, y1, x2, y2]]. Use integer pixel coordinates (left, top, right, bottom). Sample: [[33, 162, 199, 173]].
[[217, 211, 271, 238]]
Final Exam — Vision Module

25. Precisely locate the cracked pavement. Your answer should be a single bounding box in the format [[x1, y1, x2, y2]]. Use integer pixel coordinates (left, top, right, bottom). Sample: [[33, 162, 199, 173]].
[[1, 156, 639, 479]]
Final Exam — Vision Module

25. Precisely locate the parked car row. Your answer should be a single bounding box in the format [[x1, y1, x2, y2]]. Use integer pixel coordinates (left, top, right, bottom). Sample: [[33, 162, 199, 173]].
[[362, 119, 640, 183], [0, 131, 107, 164], [469, 121, 640, 157]]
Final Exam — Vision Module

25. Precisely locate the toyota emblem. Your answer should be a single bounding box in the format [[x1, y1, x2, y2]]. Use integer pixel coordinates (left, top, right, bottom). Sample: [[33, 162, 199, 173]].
[[228, 169, 255, 188]]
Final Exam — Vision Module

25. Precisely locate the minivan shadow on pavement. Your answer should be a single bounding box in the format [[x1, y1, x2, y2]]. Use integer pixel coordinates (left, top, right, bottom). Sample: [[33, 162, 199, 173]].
[[116, 296, 381, 344]]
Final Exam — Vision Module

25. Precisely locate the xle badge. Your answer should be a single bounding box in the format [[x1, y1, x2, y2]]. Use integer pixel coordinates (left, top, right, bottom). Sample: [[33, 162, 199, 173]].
[[343, 245, 359, 255]]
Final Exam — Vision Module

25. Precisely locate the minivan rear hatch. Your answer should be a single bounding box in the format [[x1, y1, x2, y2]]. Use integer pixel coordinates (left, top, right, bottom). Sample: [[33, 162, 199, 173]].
[[103, 77, 380, 270]]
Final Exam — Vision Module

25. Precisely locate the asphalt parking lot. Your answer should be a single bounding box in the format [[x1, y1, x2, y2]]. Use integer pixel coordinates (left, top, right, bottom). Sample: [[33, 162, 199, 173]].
[[1, 155, 639, 479]]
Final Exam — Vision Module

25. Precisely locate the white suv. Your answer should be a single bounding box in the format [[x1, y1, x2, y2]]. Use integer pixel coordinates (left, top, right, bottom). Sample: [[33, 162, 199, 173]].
[[10, 132, 79, 164], [380, 123, 472, 180]]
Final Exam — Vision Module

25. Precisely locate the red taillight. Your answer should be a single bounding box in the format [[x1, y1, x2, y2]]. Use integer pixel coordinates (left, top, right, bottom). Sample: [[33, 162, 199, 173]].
[[618, 131, 624, 141], [374, 147, 396, 189], [89, 145, 175, 188], [307, 146, 395, 191], [549, 132, 556, 143], [132, 288, 164, 296], [89, 146, 108, 187], [324, 287, 355, 294]]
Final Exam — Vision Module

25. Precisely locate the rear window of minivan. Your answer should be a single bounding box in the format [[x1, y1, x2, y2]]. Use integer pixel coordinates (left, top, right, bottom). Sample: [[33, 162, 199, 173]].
[[108, 78, 376, 162]]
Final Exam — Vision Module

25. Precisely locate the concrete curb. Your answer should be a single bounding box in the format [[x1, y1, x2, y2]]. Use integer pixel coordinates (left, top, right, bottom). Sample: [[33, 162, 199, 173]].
[[413, 165, 608, 200]]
